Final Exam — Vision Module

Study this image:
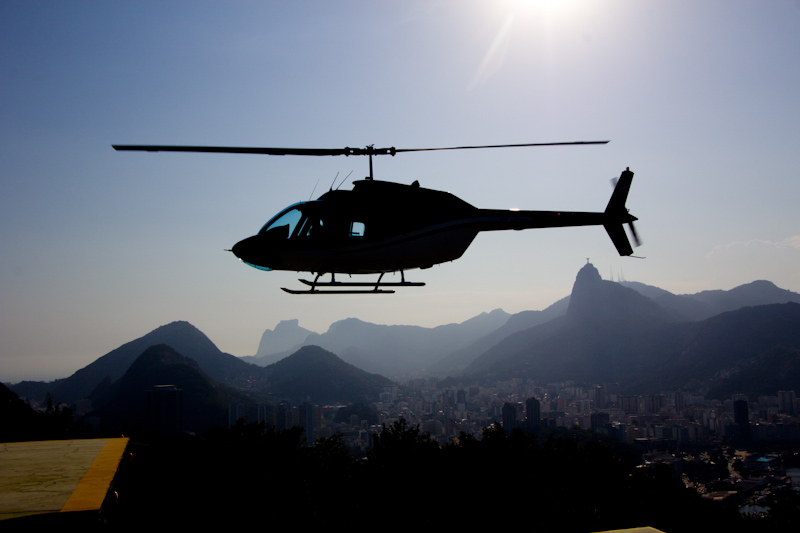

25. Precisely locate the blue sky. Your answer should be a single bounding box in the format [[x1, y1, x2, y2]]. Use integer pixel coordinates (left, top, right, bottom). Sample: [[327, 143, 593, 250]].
[[2, 0, 799, 381]]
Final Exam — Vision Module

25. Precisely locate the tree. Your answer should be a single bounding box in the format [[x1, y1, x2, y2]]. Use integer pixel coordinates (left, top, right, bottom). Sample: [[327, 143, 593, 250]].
[[370, 418, 439, 458]]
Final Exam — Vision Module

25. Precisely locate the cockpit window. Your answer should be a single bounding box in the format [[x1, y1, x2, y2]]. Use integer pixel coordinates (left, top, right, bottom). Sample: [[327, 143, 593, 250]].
[[350, 221, 365, 238], [260, 208, 303, 238], [296, 216, 323, 238]]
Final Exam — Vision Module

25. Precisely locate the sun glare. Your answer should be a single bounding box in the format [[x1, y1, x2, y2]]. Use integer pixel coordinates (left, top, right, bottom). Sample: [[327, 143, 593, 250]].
[[512, 0, 571, 14], [467, 0, 589, 90], [467, 13, 515, 91]]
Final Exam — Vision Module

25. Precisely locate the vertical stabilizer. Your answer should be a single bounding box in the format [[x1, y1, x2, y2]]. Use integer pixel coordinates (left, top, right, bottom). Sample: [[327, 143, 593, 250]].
[[605, 168, 634, 214], [603, 168, 637, 256]]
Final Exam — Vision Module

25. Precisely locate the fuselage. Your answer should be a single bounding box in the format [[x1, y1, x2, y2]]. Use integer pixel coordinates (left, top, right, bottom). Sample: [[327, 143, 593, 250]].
[[231, 179, 613, 275]]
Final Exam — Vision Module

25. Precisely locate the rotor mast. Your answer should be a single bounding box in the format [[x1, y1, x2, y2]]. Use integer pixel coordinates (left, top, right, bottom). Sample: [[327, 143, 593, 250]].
[[368, 145, 375, 180]]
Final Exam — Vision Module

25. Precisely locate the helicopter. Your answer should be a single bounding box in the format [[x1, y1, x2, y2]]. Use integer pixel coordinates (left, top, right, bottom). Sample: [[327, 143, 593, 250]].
[[112, 142, 640, 294]]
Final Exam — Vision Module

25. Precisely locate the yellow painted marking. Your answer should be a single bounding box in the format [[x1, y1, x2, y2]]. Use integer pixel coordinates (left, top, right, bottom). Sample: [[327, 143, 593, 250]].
[[1, 439, 109, 520], [60, 438, 129, 513]]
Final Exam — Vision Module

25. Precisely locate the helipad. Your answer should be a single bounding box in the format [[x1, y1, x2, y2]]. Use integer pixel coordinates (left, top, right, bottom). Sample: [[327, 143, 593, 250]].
[[0, 438, 129, 524]]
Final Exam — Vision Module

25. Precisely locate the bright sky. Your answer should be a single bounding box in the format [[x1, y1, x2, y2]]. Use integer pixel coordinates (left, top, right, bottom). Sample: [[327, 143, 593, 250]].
[[2, 1, 799, 382]]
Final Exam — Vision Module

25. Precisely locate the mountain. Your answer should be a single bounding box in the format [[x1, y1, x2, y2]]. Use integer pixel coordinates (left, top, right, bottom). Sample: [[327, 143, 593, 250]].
[[707, 346, 800, 400], [463, 263, 800, 393], [429, 297, 570, 376], [621, 279, 800, 321], [566, 263, 674, 329], [94, 344, 253, 434], [12, 321, 264, 403], [246, 319, 315, 362], [670, 302, 800, 378], [1, 383, 41, 442], [247, 272, 799, 380], [465, 263, 670, 381], [261, 345, 393, 404], [465, 263, 672, 380], [10, 266, 800, 405], [253, 309, 511, 377]]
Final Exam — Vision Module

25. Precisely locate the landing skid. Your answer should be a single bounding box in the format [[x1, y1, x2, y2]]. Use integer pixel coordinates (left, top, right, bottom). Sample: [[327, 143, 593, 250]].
[[281, 287, 395, 294], [281, 272, 425, 294]]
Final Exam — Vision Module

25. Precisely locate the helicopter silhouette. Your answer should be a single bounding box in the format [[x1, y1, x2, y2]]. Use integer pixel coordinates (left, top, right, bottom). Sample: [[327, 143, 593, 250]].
[[112, 142, 640, 293]]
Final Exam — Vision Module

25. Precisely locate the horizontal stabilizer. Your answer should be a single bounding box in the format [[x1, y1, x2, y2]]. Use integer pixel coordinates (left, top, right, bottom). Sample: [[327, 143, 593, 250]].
[[604, 223, 634, 256]]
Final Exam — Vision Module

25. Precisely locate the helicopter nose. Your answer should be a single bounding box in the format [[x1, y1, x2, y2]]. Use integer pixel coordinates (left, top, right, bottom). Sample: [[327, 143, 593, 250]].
[[232, 235, 275, 271]]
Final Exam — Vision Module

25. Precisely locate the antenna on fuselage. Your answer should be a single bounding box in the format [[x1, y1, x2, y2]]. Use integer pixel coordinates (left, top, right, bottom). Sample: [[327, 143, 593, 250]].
[[334, 170, 354, 190], [309, 179, 320, 200]]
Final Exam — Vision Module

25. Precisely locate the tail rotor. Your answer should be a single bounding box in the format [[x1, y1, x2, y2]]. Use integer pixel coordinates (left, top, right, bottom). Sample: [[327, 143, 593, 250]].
[[603, 168, 641, 256], [610, 172, 641, 248]]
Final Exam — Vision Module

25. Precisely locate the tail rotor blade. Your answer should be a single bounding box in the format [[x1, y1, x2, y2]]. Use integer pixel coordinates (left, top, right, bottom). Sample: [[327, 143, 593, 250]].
[[628, 221, 642, 247]]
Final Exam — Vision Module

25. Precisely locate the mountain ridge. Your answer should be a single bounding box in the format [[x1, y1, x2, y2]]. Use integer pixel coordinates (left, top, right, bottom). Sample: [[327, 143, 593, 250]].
[[9, 267, 800, 404], [93, 344, 253, 434], [261, 345, 393, 404], [250, 309, 512, 376], [459, 264, 800, 395], [11, 321, 263, 403]]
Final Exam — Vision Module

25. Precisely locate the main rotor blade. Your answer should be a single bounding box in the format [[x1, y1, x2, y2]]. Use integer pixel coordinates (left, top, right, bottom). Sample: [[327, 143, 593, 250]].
[[394, 141, 609, 153], [112, 141, 608, 156], [111, 145, 372, 156]]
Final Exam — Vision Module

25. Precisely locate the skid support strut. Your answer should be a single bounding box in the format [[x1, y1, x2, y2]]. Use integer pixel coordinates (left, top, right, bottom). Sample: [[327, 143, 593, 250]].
[[281, 271, 425, 294]]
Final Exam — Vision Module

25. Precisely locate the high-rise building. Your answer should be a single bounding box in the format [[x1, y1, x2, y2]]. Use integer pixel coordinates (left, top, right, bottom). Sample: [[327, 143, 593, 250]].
[[620, 395, 640, 414], [229, 403, 247, 427], [502, 402, 518, 432], [145, 385, 183, 435], [251, 403, 270, 425], [778, 391, 797, 415], [675, 392, 686, 411], [276, 402, 292, 431], [644, 394, 664, 414], [299, 401, 315, 444], [526, 397, 541, 431], [590, 412, 610, 433], [593, 386, 606, 409], [733, 399, 750, 442]]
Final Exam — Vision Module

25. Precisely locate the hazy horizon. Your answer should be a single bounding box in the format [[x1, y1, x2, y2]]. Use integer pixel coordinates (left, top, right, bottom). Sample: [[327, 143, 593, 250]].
[[2, 1, 799, 382], [5, 271, 798, 383]]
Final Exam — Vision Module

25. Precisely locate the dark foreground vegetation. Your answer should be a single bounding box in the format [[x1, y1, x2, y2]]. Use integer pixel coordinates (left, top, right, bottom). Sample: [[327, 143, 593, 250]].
[[3, 383, 799, 531], [100, 420, 794, 532]]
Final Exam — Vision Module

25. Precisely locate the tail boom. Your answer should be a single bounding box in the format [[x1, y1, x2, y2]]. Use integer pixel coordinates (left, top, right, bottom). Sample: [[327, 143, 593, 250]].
[[470, 168, 638, 256]]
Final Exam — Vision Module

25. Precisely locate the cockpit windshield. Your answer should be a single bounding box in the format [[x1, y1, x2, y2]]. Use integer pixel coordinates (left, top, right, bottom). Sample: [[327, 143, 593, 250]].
[[259, 203, 367, 243], [260, 207, 303, 238], [259, 205, 326, 240]]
